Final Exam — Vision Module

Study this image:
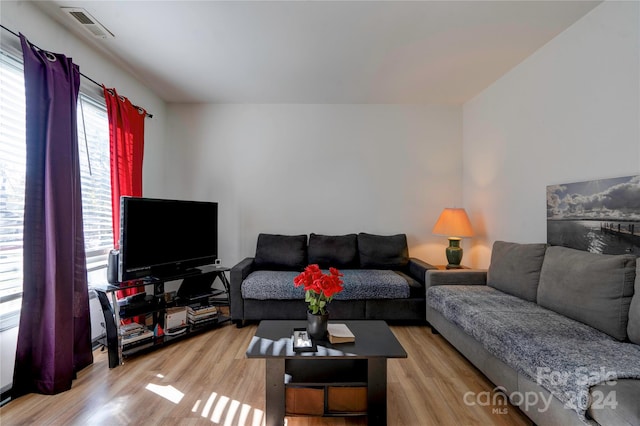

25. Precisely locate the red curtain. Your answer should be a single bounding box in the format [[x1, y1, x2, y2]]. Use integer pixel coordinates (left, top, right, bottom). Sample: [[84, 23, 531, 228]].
[[103, 86, 146, 249], [103, 86, 146, 309]]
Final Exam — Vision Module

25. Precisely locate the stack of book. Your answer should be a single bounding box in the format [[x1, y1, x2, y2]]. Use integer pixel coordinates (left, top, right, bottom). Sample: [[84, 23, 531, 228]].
[[120, 322, 154, 349], [187, 305, 218, 327]]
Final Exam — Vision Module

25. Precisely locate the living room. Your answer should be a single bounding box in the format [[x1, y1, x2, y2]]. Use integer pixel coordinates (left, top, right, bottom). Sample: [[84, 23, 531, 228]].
[[0, 0, 638, 425]]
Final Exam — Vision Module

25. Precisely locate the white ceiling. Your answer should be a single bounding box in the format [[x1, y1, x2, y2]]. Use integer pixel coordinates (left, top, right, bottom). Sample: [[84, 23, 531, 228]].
[[33, 1, 601, 104]]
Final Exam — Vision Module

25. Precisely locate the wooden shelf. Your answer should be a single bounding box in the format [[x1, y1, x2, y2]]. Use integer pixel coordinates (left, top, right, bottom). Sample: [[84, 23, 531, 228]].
[[285, 359, 367, 385], [284, 359, 368, 417]]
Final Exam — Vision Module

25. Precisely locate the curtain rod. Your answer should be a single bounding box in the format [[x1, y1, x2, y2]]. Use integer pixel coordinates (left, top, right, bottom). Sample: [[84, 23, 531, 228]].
[[1, 24, 153, 119]]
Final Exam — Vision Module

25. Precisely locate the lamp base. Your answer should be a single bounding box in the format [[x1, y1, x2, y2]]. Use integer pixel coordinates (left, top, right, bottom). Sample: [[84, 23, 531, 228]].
[[446, 264, 464, 270], [445, 237, 463, 269]]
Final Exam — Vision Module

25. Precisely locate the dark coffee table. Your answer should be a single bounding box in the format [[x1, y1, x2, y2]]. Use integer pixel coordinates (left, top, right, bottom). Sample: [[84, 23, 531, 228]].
[[245, 320, 407, 425]]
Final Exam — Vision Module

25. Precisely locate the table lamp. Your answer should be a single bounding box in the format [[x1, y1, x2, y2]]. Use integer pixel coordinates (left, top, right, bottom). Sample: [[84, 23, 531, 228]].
[[432, 208, 474, 269]]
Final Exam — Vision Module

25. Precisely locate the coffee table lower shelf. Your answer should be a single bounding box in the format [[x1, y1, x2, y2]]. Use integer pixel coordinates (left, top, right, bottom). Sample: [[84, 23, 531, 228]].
[[267, 357, 388, 423], [284, 359, 368, 417]]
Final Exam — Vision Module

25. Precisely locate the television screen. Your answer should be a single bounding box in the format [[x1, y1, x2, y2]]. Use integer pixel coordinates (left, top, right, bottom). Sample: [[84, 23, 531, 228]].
[[118, 197, 218, 281]]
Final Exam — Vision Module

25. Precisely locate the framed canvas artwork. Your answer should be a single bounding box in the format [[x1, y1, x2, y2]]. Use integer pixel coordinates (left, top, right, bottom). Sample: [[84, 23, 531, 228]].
[[547, 175, 640, 255]]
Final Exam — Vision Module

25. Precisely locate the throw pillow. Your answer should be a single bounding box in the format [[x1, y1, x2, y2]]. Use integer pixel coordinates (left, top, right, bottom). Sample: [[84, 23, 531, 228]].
[[537, 246, 636, 341], [357, 233, 409, 269], [308, 233, 358, 268], [626, 260, 640, 344], [487, 241, 547, 302], [254, 233, 308, 271]]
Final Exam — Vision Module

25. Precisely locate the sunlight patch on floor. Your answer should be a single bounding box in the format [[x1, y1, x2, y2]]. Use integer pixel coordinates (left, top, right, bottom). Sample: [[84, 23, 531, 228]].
[[145, 383, 184, 404], [192, 391, 265, 425], [212, 394, 230, 422], [92, 396, 132, 424], [143, 371, 264, 425]]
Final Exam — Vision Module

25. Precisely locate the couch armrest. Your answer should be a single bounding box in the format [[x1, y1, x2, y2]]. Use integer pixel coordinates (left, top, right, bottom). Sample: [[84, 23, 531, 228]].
[[407, 257, 437, 285], [230, 257, 255, 321], [425, 269, 487, 289]]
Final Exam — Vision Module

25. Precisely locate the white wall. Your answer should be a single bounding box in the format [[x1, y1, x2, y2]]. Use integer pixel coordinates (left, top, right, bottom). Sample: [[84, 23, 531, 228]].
[[0, 1, 167, 393], [163, 104, 462, 267], [463, 1, 640, 268]]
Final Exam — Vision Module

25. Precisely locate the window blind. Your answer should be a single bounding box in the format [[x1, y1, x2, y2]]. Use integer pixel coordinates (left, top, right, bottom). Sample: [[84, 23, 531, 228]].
[[78, 94, 113, 273], [0, 49, 25, 304], [0, 47, 113, 322]]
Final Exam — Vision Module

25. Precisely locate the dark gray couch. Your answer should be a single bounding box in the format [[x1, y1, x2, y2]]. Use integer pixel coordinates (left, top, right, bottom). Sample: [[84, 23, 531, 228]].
[[231, 233, 435, 326], [426, 241, 640, 426]]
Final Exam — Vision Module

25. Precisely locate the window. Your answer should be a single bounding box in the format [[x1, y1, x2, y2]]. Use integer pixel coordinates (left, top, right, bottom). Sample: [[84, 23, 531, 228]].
[[0, 49, 26, 315], [78, 94, 113, 275], [0, 47, 113, 327]]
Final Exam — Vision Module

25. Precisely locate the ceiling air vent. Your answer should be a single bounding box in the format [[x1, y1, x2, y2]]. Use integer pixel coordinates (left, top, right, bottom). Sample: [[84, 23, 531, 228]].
[[61, 7, 114, 39]]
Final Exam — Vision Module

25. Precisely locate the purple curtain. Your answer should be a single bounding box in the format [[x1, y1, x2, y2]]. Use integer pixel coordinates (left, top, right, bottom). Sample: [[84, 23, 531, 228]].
[[13, 34, 93, 397]]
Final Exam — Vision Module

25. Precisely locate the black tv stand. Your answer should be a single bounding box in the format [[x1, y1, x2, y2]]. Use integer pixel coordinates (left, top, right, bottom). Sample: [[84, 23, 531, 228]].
[[93, 265, 231, 368]]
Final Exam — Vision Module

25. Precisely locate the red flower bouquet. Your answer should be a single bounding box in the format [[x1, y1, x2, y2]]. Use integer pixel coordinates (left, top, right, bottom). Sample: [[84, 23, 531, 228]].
[[293, 264, 344, 315]]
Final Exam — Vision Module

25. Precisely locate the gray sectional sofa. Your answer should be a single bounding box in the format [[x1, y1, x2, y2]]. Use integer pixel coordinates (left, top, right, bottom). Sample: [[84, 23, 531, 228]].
[[230, 233, 434, 326], [426, 241, 640, 426]]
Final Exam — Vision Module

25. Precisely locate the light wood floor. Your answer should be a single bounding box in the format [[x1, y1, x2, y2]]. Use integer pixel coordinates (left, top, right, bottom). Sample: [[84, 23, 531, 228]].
[[0, 322, 532, 426]]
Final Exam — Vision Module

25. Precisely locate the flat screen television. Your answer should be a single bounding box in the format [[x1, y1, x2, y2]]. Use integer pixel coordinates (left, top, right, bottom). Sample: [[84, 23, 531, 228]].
[[118, 196, 218, 282]]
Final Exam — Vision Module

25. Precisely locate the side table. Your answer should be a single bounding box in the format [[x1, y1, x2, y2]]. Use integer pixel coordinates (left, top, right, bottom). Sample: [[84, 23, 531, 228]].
[[434, 264, 471, 270]]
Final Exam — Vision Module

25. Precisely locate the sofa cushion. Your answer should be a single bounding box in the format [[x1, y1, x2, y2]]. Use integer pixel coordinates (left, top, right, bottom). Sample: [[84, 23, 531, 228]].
[[394, 271, 423, 298], [357, 233, 408, 269], [241, 269, 410, 300], [427, 285, 640, 421], [627, 260, 640, 344], [254, 233, 307, 271], [589, 379, 640, 426], [537, 246, 636, 341], [308, 233, 358, 268], [487, 241, 547, 302], [332, 270, 410, 299], [242, 271, 301, 299]]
